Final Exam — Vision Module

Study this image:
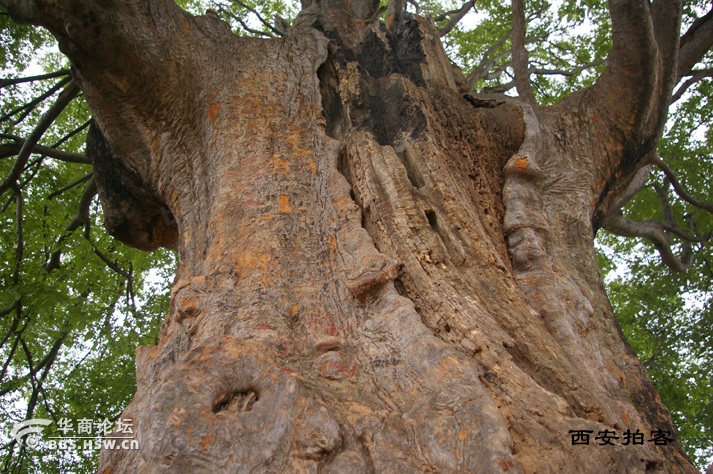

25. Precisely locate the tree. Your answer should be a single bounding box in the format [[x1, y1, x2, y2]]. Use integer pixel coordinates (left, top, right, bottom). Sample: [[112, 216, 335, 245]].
[[0, 0, 711, 472]]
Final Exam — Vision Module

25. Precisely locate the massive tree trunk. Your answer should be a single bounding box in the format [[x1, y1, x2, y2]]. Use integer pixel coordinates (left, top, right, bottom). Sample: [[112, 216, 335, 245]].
[[2, 0, 699, 472]]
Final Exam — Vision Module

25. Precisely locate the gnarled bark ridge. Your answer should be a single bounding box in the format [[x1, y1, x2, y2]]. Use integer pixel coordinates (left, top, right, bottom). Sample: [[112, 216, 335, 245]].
[[0, 0, 697, 472]]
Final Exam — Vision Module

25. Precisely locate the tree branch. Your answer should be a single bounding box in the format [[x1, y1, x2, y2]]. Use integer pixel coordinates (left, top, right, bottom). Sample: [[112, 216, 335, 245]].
[[46, 173, 93, 200], [0, 331, 22, 386], [13, 184, 23, 285], [482, 79, 515, 94], [587, 0, 681, 151], [531, 59, 606, 77], [436, 1, 475, 37], [0, 76, 71, 123], [44, 178, 97, 273], [677, 7, 713, 81], [647, 155, 713, 213], [511, 0, 535, 104], [0, 135, 91, 164], [671, 68, 713, 103], [652, 180, 676, 226], [0, 81, 80, 197], [0, 301, 19, 320], [0, 69, 70, 89], [649, 0, 683, 132], [49, 119, 92, 148], [228, 0, 283, 37], [602, 211, 693, 272], [217, 5, 275, 37], [466, 28, 512, 86]]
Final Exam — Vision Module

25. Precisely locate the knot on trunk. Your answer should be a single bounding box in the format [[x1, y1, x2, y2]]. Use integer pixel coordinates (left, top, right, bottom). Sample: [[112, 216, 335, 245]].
[[129, 337, 372, 472]]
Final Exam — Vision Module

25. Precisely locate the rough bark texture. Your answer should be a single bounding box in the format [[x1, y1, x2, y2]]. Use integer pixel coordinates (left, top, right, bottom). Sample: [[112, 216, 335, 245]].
[[0, 0, 699, 472]]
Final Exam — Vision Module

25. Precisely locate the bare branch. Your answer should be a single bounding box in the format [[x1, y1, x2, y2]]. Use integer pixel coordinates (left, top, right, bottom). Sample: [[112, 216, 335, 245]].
[[677, 7, 713, 81], [216, 5, 275, 37], [0, 330, 22, 385], [531, 59, 605, 77], [436, 1, 475, 37], [44, 178, 97, 273], [91, 244, 131, 279], [466, 29, 512, 85], [50, 119, 91, 148], [672, 68, 713, 103], [47, 173, 93, 199], [601, 164, 653, 217], [486, 64, 509, 80], [602, 211, 693, 272], [0, 76, 71, 124], [432, 3, 467, 22], [511, 0, 535, 104], [648, 155, 713, 213], [0, 136, 91, 164], [0, 81, 80, 197], [13, 185, 23, 285], [0, 69, 70, 89], [227, 0, 283, 37], [652, 181, 676, 226], [482, 79, 516, 94], [0, 302, 19, 320]]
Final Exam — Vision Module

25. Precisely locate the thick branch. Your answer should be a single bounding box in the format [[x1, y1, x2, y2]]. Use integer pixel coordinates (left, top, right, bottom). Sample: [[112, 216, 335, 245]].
[[586, 0, 679, 160], [511, 0, 535, 104], [650, 0, 683, 128], [602, 211, 693, 272], [482, 79, 516, 94], [677, 7, 713, 80]]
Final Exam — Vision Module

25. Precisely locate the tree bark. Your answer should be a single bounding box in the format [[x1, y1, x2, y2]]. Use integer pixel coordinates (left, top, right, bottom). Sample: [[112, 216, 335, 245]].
[[0, 0, 698, 472]]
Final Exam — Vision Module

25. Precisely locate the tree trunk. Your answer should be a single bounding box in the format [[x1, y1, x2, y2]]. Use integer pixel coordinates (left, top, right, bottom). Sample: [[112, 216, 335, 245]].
[[1, 0, 698, 472]]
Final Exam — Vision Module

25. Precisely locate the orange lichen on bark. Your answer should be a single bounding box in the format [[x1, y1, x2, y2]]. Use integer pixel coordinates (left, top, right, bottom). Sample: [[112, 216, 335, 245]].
[[198, 432, 215, 450], [305, 158, 317, 173], [513, 156, 529, 170], [279, 194, 292, 213], [206, 102, 220, 121], [271, 154, 290, 174]]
